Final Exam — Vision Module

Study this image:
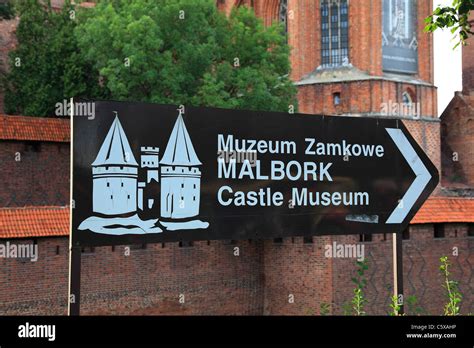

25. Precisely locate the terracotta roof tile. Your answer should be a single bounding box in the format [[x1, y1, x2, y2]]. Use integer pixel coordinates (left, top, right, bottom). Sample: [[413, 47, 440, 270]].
[[0, 115, 70, 142], [411, 197, 474, 224], [0, 206, 69, 239]]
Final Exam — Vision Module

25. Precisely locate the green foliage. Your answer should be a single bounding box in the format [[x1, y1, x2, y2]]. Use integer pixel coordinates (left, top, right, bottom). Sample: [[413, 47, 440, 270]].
[[0, 1, 15, 19], [350, 259, 368, 316], [2, 0, 296, 117], [425, 0, 474, 48], [341, 302, 352, 316], [388, 294, 424, 316], [389, 294, 402, 316], [2, 0, 104, 116], [74, 0, 297, 112], [439, 256, 463, 315], [405, 295, 425, 316], [319, 302, 330, 316]]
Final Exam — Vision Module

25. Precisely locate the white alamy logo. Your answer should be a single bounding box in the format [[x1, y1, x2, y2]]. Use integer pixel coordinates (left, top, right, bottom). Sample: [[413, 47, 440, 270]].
[[18, 323, 55, 341], [0, 242, 38, 262], [324, 242, 365, 261], [79, 111, 209, 235], [55, 99, 95, 119]]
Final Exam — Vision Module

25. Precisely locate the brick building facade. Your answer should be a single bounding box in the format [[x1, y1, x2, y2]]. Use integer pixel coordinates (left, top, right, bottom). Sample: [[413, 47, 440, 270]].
[[0, 0, 473, 315], [441, 13, 474, 188]]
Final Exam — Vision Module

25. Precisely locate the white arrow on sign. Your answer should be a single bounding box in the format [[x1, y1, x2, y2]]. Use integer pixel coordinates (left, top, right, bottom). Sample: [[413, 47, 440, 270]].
[[385, 128, 432, 224]]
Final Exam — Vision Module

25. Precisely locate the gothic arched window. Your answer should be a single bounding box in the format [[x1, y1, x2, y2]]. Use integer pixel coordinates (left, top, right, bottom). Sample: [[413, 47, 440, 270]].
[[402, 91, 413, 106], [321, 0, 349, 68]]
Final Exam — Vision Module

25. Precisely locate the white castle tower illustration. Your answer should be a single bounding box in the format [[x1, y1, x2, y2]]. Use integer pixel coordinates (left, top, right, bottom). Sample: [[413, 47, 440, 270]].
[[138, 146, 160, 211], [160, 112, 202, 219], [91, 114, 139, 215], [80, 110, 208, 235]]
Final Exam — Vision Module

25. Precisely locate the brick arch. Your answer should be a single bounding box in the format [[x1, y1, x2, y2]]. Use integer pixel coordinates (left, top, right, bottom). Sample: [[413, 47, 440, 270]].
[[403, 87, 417, 104], [246, 0, 280, 26], [230, 0, 283, 27], [234, 0, 252, 8], [263, 0, 280, 26]]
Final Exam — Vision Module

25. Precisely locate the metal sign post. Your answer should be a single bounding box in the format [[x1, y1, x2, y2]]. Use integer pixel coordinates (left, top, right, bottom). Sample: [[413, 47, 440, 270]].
[[68, 246, 81, 316], [392, 232, 404, 315], [68, 97, 81, 316]]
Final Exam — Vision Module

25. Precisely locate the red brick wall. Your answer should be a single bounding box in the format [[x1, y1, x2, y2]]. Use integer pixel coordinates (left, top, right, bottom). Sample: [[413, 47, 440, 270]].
[[287, 0, 320, 81], [0, 140, 69, 207], [330, 224, 474, 315], [439, 15, 474, 187], [252, 0, 279, 26], [350, 0, 382, 76], [80, 240, 264, 315], [2, 227, 472, 315], [297, 81, 437, 117], [417, 0, 435, 84], [0, 237, 69, 315], [0, 238, 265, 315], [258, 224, 474, 315], [441, 94, 474, 186], [262, 236, 333, 315], [403, 119, 441, 192]]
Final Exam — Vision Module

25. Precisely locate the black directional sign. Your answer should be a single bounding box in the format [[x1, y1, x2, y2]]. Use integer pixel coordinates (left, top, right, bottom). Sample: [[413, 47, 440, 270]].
[[72, 101, 438, 246]]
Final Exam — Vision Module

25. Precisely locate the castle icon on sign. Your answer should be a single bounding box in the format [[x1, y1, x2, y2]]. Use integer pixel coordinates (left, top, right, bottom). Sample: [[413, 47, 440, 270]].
[[79, 111, 209, 235]]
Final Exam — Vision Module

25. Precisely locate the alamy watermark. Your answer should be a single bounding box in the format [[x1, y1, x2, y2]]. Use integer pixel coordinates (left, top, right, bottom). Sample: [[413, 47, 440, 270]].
[[380, 100, 420, 118], [217, 150, 258, 167], [55, 99, 95, 119], [18, 322, 55, 341], [0, 242, 38, 262], [324, 241, 365, 261]]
